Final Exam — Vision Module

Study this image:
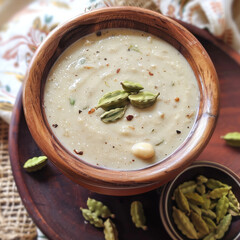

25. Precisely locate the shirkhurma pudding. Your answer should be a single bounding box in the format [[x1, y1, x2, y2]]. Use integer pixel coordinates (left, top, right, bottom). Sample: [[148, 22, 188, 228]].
[[43, 28, 199, 170]]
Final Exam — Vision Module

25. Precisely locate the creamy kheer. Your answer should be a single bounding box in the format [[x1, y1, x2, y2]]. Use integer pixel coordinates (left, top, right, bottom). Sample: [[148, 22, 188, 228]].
[[43, 28, 199, 170]]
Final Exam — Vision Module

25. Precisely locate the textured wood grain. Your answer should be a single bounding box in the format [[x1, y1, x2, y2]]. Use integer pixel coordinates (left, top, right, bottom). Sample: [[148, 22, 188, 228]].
[[22, 7, 219, 196], [9, 16, 240, 240]]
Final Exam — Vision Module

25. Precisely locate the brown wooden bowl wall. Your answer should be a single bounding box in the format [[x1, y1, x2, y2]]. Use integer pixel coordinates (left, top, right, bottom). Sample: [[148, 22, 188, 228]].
[[23, 7, 219, 196]]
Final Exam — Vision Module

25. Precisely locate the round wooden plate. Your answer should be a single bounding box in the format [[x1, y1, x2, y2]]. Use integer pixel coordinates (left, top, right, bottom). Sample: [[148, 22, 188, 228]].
[[9, 26, 240, 239]]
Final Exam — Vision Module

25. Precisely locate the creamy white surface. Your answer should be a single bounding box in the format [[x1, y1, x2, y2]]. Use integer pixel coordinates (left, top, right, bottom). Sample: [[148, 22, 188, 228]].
[[44, 28, 199, 170]]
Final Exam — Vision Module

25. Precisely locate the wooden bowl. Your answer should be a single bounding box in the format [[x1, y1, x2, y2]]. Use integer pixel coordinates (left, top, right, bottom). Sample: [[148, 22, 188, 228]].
[[23, 7, 219, 196], [159, 161, 240, 240]]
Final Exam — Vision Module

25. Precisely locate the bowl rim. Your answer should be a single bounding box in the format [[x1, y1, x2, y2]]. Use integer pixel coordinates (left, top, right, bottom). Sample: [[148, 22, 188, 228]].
[[22, 6, 219, 194], [159, 161, 240, 240]]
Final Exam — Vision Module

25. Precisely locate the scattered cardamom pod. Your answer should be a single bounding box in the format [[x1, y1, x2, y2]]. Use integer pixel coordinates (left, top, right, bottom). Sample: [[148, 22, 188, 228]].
[[121, 81, 144, 93], [130, 201, 147, 230], [23, 156, 47, 172], [103, 218, 119, 240], [100, 107, 126, 123], [128, 91, 160, 109], [96, 90, 129, 111], [80, 208, 104, 228], [221, 132, 240, 147], [87, 198, 115, 218]]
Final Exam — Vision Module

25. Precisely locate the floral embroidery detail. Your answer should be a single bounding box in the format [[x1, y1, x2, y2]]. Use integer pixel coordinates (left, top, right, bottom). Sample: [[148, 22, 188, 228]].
[[167, 4, 176, 18], [0, 15, 58, 67], [210, 1, 223, 14], [187, 5, 201, 23]]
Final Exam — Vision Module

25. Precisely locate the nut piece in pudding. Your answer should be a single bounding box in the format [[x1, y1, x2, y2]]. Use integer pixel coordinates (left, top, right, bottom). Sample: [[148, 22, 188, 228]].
[[131, 142, 155, 160]]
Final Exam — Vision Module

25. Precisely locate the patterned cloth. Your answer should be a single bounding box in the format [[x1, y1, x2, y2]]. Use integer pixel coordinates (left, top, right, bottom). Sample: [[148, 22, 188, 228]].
[[0, 0, 239, 239]]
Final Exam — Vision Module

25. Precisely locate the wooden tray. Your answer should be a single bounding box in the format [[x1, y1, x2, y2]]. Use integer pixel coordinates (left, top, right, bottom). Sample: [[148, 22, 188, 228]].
[[9, 26, 240, 240]]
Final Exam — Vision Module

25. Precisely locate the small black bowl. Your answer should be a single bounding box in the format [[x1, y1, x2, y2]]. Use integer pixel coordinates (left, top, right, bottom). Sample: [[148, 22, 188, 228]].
[[159, 161, 240, 240]]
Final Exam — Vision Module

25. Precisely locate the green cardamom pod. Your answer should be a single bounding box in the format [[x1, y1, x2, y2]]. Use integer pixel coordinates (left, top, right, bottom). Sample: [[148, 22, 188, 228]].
[[215, 214, 232, 239], [173, 181, 197, 200], [209, 202, 217, 210], [80, 208, 104, 228], [201, 209, 216, 219], [185, 192, 204, 205], [228, 202, 240, 216], [196, 184, 206, 195], [23, 156, 47, 172], [128, 91, 160, 109], [202, 216, 217, 232], [203, 232, 216, 240], [201, 194, 211, 210], [189, 203, 202, 216], [221, 132, 240, 147], [97, 90, 129, 111], [100, 107, 126, 123], [172, 207, 198, 239], [216, 196, 229, 223], [130, 201, 147, 230], [209, 187, 231, 199], [206, 179, 230, 190], [87, 198, 115, 218], [228, 190, 240, 210], [121, 81, 144, 92], [197, 175, 208, 184], [175, 188, 190, 214], [190, 211, 209, 236], [103, 218, 119, 240]]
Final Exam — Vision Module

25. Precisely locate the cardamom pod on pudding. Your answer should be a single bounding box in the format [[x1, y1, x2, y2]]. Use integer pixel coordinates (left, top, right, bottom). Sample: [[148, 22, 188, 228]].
[[121, 81, 144, 92], [128, 91, 160, 109], [97, 90, 129, 110], [221, 132, 240, 147], [23, 156, 47, 172], [100, 107, 126, 123]]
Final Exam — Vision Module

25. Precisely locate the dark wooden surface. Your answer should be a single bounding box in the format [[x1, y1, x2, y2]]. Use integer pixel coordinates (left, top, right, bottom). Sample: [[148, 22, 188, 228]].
[[9, 30, 240, 239]]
